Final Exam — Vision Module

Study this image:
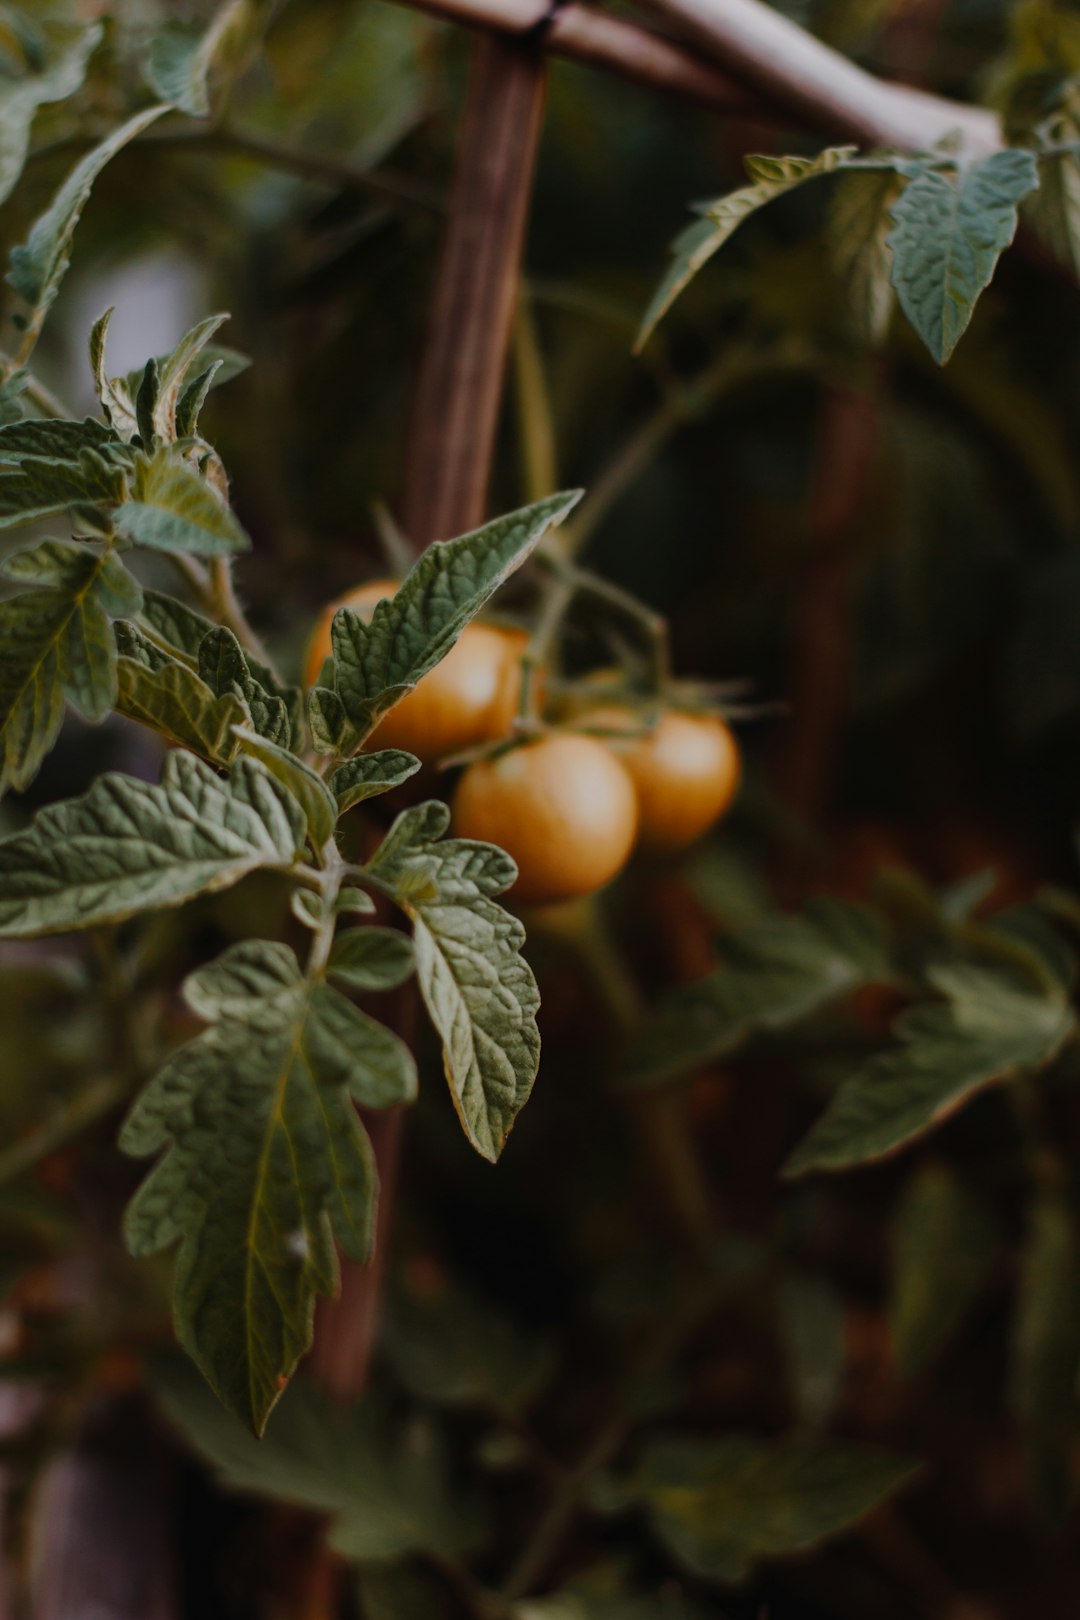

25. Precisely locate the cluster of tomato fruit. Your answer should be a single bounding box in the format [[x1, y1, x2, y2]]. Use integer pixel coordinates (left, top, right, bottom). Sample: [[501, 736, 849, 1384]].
[[306, 582, 741, 905]]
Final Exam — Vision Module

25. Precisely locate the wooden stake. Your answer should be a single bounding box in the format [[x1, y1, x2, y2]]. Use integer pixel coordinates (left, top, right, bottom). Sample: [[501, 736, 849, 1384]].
[[401, 33, 548, 544]]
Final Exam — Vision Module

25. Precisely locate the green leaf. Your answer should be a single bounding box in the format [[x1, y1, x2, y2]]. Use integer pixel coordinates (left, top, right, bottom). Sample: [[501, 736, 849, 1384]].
[[232, 729, 336, 848], [152, 1356, 483, 1559], [622, 899, 892, 1090], [784, 964, 1075, 1177], [638, 1433, 919, 1583], [307, 683, 351, 755], [890, 1164, 998, 1377], [384, 1275, 550, 1415], [775, 1274, 845, 1429], [827, 169, 902, 345], [115, 447, 251, 556], [0, 19, 102, 205], [134, 358, 159, 449], [328, 493, 579, 745], [123, 940, 415, 1430], [0, 448, 126, 529], [0, 415, 120, 464], [113, 623, 248, 763], [152, 314, 230, 439], [174, 360, 222, 439], [198, 628, 289, 746], [0, 752, 306, 938], [146, 0, 272, 119], [329, 749, 421, 813], [89, 308, 139, 439], [368, 802, 539, 1160], [138, 589, 215, 663], [328, 927, 415, 991], [635, 146, 870, 350], [8, 105, 168, 339], [887, 150, 1040, 364], [1011, 1190, 1080, 1520], [0, 539, 140, 795]]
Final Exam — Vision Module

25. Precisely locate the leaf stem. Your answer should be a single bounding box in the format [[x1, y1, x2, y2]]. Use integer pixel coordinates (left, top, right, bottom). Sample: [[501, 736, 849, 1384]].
[[25, 122, 443, 211], [208, 555, 275, 670]]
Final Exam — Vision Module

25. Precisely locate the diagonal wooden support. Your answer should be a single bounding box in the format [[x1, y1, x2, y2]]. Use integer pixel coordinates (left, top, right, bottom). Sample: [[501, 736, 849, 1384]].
[[388, 0, 1000, 154]]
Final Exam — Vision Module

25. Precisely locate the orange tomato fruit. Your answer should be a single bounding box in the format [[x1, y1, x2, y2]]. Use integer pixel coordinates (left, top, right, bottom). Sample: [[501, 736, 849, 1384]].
[[451, 734, 638, 905], [584, 705, 740, 852], [305, 580, 530, 760]]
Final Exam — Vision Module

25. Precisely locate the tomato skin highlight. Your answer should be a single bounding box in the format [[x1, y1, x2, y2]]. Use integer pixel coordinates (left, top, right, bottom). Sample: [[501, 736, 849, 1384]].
[[305, 581, 529, 760], [451, 734, 639, 905], [585, 706, 741, 852]]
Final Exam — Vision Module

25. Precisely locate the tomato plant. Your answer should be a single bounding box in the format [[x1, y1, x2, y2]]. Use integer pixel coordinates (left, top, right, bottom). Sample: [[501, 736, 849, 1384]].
[[1, 1, 1080, 1618]]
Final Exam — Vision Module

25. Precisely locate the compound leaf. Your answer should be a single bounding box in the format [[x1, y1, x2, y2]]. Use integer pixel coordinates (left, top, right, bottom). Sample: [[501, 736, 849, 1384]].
[[623, 899, 891, 1089], [123, 940, 414, 1430], [0, 752, 306, 938], [368, 802, 539, 1160], [784, 964, 1074, 1176], [152, 1355, 482, 1558]]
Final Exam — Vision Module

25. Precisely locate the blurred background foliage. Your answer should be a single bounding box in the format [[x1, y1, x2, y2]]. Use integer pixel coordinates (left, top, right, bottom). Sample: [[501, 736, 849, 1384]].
[[5, 0, 1080, 1616]]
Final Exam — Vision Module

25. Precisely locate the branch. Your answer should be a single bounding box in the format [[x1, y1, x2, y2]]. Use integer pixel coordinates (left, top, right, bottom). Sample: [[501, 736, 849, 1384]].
[[387, 0, 1001, 154], [637, 0, 1000, 151]]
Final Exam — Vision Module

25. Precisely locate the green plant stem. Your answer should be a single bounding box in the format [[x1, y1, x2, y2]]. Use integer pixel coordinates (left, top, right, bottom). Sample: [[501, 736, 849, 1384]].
[[562, 339, 815, 562], [208, 555, 275, 669], [498, 1275, 719, 1601], [0, 1074, 131, 1189]]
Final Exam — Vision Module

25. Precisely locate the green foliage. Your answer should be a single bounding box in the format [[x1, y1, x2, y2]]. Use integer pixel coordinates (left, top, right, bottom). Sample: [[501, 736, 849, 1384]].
[[635, 146, 868, 350], [785, 962, 1075, 1176], [123, 939, 416, 1430], [637, 1434, 919, 1583], [146, 0, 273, 119], [115, 450, 251, 556], [383, 1276, 551, 1414], [775, 1272, 846, 1428], [886, 151, 1040, 363], [324, 492, 580, 745], [0, 537, 140, 793], [8, 105, 168, 346], [0, 752, 306, 937], [0, 14, 101, 204], [622, 898, 891, 1089], [1011, 1189, 1080, 1519], [368, 802, 540, 1160], [330, 749, 422, 811], [113, 624, 249, 763], [152, 1356, 482, 1559], [889, 1164, 999, 1376]]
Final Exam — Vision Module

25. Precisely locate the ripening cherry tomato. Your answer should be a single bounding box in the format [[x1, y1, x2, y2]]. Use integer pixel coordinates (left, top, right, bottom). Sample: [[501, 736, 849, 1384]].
[[584, 705, 740, 852], [305, 580, 529, 760], [451, 733, 638, 905]]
